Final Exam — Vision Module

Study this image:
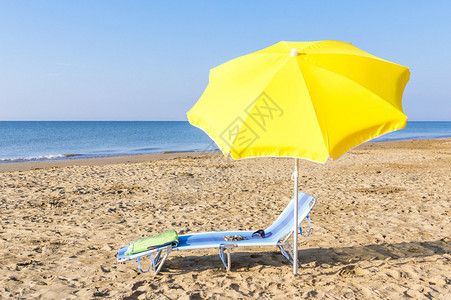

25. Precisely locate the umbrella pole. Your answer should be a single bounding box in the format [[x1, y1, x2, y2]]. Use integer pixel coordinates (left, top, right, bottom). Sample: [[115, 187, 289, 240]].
[[293, 158, 299, 275]]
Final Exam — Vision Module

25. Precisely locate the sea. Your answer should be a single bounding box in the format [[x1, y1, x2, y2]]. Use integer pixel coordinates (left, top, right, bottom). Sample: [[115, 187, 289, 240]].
[[0, 121, 450, 164]]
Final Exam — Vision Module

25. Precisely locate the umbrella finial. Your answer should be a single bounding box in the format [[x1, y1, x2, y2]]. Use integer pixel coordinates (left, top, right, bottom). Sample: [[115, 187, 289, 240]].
[[291, 48, 299, 57]]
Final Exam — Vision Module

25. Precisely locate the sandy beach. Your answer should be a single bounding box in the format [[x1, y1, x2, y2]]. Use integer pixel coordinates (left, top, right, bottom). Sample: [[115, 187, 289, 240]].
[[0, 138, 450, 299]]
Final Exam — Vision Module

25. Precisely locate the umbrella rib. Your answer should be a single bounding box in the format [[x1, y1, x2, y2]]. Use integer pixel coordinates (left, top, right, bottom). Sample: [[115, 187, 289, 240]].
[[292, 58, 331, 155], [309, 51, 407, 70], [299, 41, 403, 67], [228, 57, 291, 158], [301, 54, 408, 114]]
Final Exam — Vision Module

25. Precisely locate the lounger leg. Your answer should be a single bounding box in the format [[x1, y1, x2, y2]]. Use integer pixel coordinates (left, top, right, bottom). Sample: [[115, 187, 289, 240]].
[[278, 232, 295, 264], [219, 244, 234, 271], [153, 245, 172, 275], [137, 245, 172, 275]]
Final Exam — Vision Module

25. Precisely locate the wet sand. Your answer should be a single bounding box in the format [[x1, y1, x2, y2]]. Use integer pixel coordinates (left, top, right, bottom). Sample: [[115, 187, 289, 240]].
[[0, 139, 450, 299]]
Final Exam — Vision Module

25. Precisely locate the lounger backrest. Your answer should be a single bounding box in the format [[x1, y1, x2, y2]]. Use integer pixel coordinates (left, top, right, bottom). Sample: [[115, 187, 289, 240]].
[[264, 192, 316, 241]]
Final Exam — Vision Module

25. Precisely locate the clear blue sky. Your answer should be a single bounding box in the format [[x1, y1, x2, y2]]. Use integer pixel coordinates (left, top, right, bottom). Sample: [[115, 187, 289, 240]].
[[0, 1, 449, 121]]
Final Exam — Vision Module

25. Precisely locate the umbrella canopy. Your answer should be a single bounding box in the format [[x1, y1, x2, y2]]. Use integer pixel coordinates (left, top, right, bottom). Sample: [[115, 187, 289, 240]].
[[187, 40, 410, 162], [187, 40, 410, 274]]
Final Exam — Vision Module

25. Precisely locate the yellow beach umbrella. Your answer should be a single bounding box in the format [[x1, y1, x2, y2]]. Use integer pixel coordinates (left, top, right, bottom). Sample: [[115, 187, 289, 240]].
[[187, 40, 410, 274]]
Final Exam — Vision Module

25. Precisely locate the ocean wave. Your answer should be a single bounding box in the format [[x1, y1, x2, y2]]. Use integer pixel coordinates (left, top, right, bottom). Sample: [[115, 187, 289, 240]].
[[375, 133, 451, 142], [134, 147, 160, 152], [0, 154, 81, 163]]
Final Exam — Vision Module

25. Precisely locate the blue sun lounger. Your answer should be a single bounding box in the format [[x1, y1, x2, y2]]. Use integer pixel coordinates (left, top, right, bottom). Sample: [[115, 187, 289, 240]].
[[117, 192, 317, 274]]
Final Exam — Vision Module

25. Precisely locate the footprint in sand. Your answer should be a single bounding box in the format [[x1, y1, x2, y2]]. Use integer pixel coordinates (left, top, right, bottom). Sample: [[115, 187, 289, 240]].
[[338, 265, 367, 277]]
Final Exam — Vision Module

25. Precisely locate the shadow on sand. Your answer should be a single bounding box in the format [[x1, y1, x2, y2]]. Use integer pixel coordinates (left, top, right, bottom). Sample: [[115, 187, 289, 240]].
[[147, 238, 450, 275]]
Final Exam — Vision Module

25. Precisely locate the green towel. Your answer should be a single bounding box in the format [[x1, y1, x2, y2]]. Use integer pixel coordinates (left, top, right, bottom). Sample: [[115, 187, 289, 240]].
[[125, 230, 179, 256]]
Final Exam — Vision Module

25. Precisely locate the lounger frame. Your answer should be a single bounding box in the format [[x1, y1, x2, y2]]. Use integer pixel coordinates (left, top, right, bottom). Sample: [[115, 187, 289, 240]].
[[117, 192, 316, 274]]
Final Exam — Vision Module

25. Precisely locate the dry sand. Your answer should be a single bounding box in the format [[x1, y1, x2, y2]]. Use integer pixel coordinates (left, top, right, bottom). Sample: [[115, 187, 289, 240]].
[[0, 139, 450, 299]]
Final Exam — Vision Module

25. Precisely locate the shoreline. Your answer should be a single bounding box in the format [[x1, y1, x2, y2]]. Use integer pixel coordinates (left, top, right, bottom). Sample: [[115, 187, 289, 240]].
[[0, 138, 449, 173], [0, 151, 220, 173]]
